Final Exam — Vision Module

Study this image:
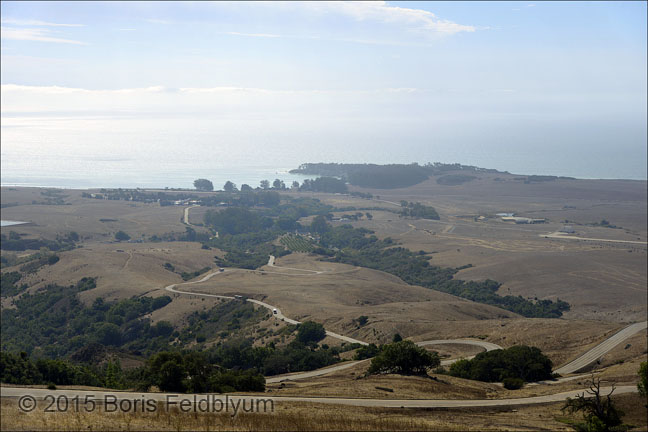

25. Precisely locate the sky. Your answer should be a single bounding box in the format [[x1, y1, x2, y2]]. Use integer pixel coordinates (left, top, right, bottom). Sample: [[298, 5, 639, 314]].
[[1, 1, 647, 180]]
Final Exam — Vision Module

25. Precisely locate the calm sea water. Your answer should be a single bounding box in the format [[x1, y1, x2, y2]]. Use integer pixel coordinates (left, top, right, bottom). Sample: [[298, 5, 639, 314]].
[[1, 115, 646, 189]]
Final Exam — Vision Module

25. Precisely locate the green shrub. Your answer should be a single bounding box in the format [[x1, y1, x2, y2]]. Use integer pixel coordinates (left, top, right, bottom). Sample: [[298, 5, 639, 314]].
[[503, 377, 524, 390], [368, 340, 439, 376], [449, 345, 552, 383], [639, 361, 647, 397], [356, 316, 368, 326], [296, 321, 326, 344], [353, 343, 380, 360], [114, 231, 130, 241]]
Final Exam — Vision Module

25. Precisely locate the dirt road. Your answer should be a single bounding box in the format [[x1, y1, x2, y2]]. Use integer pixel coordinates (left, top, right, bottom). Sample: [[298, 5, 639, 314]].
[[183, 205, 200, 225]]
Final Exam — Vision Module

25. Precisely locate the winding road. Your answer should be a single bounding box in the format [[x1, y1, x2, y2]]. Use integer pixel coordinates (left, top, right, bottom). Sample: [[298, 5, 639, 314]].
[[5, 255, 638, 410], [164, 256, 646, 384], [554, 321, 647, 375]]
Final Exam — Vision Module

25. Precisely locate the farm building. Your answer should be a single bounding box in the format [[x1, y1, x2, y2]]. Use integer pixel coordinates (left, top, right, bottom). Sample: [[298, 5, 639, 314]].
[[501, 216, 545, 224]]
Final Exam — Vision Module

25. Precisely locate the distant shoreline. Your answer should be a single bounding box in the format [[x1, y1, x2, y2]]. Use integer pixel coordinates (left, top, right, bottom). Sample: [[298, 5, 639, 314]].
[[1, 161, 646, 191], [1, 177, 647, 191]]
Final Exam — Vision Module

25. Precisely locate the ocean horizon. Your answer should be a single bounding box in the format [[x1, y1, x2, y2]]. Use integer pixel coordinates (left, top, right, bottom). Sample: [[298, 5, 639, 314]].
[[2, 115, 646, 190]]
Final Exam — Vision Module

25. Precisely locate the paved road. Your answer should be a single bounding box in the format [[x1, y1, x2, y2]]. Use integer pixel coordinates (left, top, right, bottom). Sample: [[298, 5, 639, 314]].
[[541, 231, 647, 245], [554, 321, 648, 375], [1, 386, 637, 408]]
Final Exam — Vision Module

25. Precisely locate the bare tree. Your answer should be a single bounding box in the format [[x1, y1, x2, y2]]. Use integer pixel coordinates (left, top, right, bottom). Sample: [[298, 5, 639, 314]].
[[562, 374, 624, 432]]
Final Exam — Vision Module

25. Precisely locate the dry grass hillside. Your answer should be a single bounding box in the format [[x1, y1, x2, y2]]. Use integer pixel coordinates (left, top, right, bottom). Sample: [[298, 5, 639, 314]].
[[296, 173, 647, 323], [2, 183, 647, 432]]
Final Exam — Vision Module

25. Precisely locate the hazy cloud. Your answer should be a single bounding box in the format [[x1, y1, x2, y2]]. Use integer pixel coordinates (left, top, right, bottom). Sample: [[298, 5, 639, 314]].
[[145, 18, 170, 24], [0, 27, 87, 45], [301, 1, 476, 35], [224, 31, 281, 38], [213, 1, 475, 44], [1, 18, 85, 27]]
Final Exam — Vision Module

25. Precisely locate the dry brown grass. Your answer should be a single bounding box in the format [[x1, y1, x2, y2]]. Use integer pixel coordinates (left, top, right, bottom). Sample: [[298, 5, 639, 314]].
[[0, 194, 630, 366], [3, 394, 645, 432], [1, 189, 191, 241], [0, 398, 464, 431], [2, 181, 647, 431], [2, 241, 219, 305], [306, 174, 647, 323]]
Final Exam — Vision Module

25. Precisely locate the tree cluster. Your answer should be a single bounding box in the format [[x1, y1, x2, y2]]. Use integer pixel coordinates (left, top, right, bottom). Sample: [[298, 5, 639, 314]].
[[1, 276, 175, 358], [0, 231, 78, 252], [299, 177, 348, 193], [141, 351, 265, 393], [399, 202, 440, 220], [193, 179, 214, 191], [449, 345, 553, 383], [367, 340, 440, 376], [207, 338, 340, 376]]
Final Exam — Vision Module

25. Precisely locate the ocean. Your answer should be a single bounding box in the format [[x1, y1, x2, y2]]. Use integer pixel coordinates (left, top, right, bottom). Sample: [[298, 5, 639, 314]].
[[1, 115, 646, 189]]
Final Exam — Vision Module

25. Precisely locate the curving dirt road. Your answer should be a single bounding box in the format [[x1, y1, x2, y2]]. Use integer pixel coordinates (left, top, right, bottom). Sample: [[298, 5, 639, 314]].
[[183, 205, 200, 225], [165, 267, 367, 346], [164, 259, 509, 353]]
